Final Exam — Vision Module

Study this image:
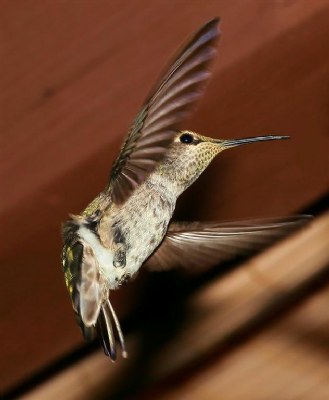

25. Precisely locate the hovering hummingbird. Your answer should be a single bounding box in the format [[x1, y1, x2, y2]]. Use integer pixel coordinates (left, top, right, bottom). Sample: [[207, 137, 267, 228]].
[[62, 18, 308, 360]]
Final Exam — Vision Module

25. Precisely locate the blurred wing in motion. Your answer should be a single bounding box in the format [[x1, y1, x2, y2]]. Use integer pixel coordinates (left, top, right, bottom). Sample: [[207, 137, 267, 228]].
[[145, 216, 312, 271], [109, 18, 220, 205]]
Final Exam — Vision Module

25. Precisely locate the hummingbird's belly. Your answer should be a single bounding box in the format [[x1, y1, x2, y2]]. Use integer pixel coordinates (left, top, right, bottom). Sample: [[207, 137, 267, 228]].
[[109, 186, 175, 280], [125, 201, 174, 274], [125, 219, 169, 273], [98, 178, 177, 289]]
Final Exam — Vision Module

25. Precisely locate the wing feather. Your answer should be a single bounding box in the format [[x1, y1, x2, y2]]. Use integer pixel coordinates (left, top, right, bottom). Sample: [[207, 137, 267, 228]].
[[109, 19, 220, 205], [145, 216, 312, 271]]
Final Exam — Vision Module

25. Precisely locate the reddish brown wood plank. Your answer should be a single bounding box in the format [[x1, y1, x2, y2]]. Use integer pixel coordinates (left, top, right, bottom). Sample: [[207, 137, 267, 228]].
[[1, 0, 329, 392]]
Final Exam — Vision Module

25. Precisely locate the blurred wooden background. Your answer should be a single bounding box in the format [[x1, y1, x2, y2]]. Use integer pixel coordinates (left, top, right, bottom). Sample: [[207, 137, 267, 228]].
[[1, 0, 329, 398]]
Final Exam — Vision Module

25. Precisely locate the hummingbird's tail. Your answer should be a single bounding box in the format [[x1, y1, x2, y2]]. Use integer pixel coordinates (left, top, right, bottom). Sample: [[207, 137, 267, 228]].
[[95, 299, 127, 361]]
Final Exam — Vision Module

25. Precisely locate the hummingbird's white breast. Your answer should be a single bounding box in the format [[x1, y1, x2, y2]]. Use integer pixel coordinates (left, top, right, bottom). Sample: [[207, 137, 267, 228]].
[[78, 225, 127, 289], [78, 225, 114, 269]]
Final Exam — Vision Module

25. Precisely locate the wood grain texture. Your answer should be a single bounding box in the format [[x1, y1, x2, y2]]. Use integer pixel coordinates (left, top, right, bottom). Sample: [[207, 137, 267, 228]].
[[1, 0, 329, 392]]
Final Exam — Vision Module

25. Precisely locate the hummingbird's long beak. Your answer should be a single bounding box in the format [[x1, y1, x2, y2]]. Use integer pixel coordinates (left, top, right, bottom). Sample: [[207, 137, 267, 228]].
[[218, 135, 290, 149]]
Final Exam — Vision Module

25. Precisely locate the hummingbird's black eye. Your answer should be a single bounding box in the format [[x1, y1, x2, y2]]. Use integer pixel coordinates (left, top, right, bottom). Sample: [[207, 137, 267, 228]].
[[180, 133, 194, 144]]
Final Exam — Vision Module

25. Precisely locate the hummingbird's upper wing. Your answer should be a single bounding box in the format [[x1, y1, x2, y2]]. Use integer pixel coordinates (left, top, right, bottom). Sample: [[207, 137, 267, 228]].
[[145, 216, 311, 271], [109, 19, 220, 205]]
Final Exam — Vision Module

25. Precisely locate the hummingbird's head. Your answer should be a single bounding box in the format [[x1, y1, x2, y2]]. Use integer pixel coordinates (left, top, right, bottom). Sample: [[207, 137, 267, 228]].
[[157, 130, 289, 194]]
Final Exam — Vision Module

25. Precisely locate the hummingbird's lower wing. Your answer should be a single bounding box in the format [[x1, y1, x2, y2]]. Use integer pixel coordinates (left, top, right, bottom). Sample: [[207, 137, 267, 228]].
[[78, 248, 106, 327], [145, 216, 311, 271]]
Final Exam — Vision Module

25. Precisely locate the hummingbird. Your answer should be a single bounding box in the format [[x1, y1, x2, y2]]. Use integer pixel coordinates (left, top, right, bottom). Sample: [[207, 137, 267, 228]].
[[62, 18, 309, 360]]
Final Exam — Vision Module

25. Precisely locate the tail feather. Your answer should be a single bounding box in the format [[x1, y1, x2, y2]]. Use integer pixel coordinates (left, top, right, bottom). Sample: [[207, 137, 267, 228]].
[[96, 304, 117, 360], [95, 299, 127, 361]]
